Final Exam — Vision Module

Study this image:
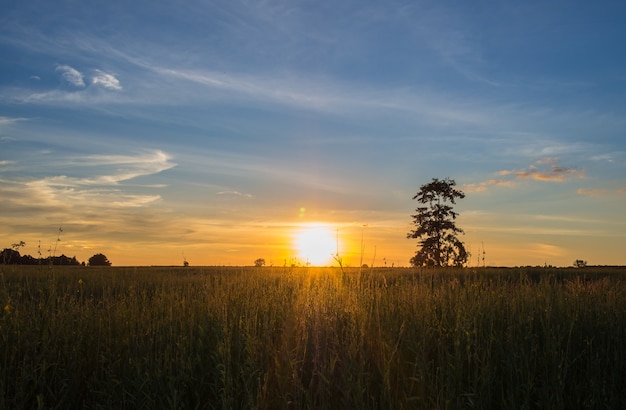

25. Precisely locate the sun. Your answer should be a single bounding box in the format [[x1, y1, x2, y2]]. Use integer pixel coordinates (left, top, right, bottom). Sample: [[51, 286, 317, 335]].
[[294, 224, 337, 266]]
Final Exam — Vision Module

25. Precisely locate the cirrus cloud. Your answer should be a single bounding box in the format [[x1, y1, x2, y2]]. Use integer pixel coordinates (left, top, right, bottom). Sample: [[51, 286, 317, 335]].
[[91, 69, 122, 90], [2, 149, 175, 211], [0, 116, 27, 125], [469, 158, 586, 194], [463, 179, 515, 193], [500, 158, 585, 182], [216, 190, 254, 198], [56, 64, 85, 87], [55, 65, 122, 91], [577, 188, 605, 196]]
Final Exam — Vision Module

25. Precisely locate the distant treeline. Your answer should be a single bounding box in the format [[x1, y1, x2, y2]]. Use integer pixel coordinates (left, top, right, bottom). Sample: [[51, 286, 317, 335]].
[[1, 248, 82, 266]]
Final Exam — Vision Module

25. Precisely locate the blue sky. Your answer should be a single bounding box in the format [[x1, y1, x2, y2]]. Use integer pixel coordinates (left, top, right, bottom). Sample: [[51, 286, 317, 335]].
[[1, 0, 625, 266]]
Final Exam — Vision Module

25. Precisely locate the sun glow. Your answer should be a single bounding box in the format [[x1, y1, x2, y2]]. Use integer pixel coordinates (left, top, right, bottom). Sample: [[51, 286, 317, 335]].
[[294, 224, 337, 266]]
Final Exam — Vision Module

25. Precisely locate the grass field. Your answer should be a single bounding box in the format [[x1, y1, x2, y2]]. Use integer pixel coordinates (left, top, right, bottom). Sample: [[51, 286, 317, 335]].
[[1, 265, 625, 409]]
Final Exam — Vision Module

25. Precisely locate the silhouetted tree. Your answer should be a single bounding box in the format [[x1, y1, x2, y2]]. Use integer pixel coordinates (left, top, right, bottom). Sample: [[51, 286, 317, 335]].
[[1, 242, 80, 265], [1, 248, 21, 264], [50, 254, 80, 266], [20, 254, 38, 265], [88, 253, 111, 266], [1, 241, 24, 264], [407, 178, 468, 267], [254, 258, 266, 267], [574, 259, 587, 268]]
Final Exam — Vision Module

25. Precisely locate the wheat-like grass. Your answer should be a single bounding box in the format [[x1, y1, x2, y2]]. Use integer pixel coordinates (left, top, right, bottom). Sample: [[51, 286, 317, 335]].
[[0, 265, 624, 408]]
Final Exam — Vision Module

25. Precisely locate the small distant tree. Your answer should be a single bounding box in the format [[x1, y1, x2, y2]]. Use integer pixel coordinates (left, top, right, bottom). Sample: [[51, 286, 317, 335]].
[[407, 178, 468, 267], [574, 259, 587, 268], [48, 254, 80, 266], [88, 253, 111, 266], [254, 258, 266, 267], [1, 241, 25, 264], [1, 248, 20, 264]]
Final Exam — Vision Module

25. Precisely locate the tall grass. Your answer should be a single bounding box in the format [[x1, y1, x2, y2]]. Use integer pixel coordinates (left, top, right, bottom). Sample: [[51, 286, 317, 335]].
[[1, 265, 625, 409]]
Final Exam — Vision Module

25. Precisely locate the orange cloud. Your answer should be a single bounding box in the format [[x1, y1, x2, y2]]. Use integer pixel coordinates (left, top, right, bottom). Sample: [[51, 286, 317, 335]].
[[464, 179, 515, 193], [516, 165, 585, 181], [471, 158, 586, 195], [577, 188, 605, 196], [536, 157, 560, 165], [500, 158, 585, 183]]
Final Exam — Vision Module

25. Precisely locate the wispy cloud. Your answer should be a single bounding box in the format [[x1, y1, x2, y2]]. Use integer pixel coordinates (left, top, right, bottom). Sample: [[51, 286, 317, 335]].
[[463, 179, 515, 193], [0, 116, 27, 125], [578, 187, 626, 197], [398, 2, 501, 87], [469, 158, 585, 193], [2, 150, 175, 211], [500, 158, 585, 182], [79, 150, 175, 183], [150, 66, 496, 126], [44, 65, 123, 99], [531, 243, 566, 258], [91, 69, 122, 90], [513, 165, 584, 182], [171, 147, 347, 194], [536, 157, 560, 165], [216, 190, 253, 198], [154, 67, 352, 112], [56, 64, 85, 87], [0, 160, 15, 172], [577, 188, 605, 196]]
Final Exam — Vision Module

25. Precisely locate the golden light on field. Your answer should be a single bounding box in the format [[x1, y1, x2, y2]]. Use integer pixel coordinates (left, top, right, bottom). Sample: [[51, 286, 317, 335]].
[[294, 224, 337, 266]]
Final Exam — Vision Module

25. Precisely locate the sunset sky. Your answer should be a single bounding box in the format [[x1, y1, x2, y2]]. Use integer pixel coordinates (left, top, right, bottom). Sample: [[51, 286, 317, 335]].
[[1, 0, 625, 267]]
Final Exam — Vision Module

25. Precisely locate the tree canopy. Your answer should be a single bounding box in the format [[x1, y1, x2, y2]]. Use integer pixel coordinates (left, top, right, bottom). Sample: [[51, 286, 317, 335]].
[[407, 178, 468, 267], [88, 253, 111, 266], [1, 248, 80, 266]]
